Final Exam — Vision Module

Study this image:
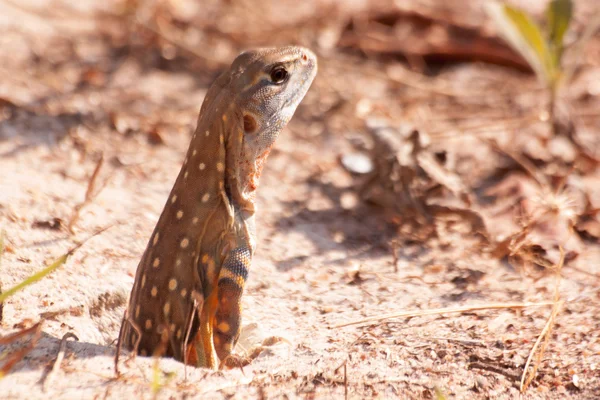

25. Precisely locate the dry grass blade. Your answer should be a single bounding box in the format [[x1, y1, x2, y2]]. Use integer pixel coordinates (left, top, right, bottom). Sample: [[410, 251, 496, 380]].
[[43, 332, 79, 391], [416, 152, 470, 203], [114, 310, 128, 376], [0, 322, 43, 378], [520, 247, 565, 392], [483, 137, 548, 188], [385, 64, 477, 98], [344, 361, 348, 400], [333, 302, 555, 328], [183, 292, 203, 380], [67, 154, 106, 234], [114, 312, 142, 377], [333, 359, 349, 399], [0, 321, 41, 346]]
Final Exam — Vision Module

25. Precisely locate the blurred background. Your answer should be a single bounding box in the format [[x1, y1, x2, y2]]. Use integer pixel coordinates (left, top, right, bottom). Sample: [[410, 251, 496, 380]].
[[0, 0, 599, 398]]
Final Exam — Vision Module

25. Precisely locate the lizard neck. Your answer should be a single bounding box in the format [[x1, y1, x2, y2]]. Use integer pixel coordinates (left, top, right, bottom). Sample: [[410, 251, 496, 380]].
[[223, 165, 258, 255], [220, 108, 269, 218], [236, 147, 273, 205]]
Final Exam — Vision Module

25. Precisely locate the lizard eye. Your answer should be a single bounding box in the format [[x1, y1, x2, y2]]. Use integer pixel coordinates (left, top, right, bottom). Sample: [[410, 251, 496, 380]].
[[269, 66, 289, 84]]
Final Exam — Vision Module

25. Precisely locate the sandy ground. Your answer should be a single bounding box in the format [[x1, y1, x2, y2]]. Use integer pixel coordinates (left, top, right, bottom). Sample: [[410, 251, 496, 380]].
[[0, 0, 599, 399]]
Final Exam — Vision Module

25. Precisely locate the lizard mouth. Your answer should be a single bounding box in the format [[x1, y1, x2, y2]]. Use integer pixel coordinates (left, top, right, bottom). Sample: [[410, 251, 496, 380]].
[[275, 69, 317, 126], [284, 57, 317, 110]]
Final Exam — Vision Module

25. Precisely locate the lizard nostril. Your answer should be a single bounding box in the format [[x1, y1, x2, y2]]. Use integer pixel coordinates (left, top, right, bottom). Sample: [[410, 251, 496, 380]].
[[302, 53, 308, 62]]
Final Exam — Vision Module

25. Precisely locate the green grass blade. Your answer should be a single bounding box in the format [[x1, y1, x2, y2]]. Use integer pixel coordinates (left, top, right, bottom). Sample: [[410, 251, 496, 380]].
[[150, 356, 175, 398], [0, 226, 110, 305], [547, 0, 573, 67], [486, 2, 555, 84], [0, 254, 69, 304], [151, 357, 161, 396], [434, 387, 448, 400]]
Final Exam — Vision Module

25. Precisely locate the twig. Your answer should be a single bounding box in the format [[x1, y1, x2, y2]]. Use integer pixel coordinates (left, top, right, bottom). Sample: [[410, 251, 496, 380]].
[[43, 332, 79, 391], [520, 247, 565, 392], [130, 317, 143, 360], [468, 361, 521, 381], [519, 302, 563, 391], [332, 301, 555, 328], [333, 360, 348, 399], [398, 275, 441, 286], [429, 336, 486, 347], [390, 239, 400, 273], [67, 154, 106, 234], [113, 306, 143, 377], [183, 292, 203, 380], [40, 306, 83, 320], [344, 361, 348, 400], [114, 309, 128, 376]]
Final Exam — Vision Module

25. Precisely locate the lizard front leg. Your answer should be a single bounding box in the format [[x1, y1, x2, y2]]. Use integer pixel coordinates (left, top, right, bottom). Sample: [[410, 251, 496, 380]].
[[213, 247, 251, 362], [187, 288, 220, 369]]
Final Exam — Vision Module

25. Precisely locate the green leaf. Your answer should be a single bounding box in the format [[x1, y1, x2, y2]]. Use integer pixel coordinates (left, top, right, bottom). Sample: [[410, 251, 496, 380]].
[[547, 0, 573, 59], [486, 2, 555, 84]]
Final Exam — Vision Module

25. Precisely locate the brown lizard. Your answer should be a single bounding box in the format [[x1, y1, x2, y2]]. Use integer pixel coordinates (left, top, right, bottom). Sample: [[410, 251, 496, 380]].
[[118, 46, 317, 369]]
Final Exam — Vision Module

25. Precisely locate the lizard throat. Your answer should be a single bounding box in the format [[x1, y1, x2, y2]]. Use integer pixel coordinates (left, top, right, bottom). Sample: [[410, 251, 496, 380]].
[[238, 147, 273, 203]]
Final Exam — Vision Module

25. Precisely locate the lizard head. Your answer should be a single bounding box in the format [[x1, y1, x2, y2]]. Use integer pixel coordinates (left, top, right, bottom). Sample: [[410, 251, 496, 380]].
[[226, 46, 318, 208]]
